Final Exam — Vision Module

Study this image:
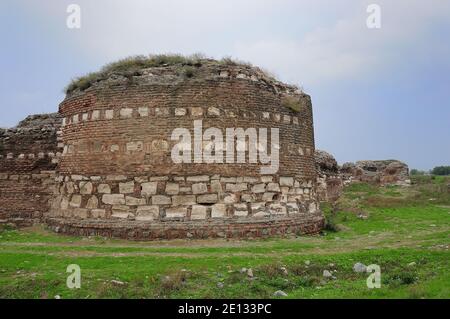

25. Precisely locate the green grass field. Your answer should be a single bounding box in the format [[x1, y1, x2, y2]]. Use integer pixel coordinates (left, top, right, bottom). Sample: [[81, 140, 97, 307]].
[[0, 176, 449, 299]]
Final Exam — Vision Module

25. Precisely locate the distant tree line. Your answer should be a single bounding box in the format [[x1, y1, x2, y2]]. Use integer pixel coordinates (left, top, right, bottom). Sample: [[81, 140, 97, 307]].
[[411, 166, 450, 176]]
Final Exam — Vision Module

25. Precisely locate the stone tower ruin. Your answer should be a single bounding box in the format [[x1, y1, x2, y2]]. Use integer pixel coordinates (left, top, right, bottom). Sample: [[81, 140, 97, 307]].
[[1, 56, 324, 239]]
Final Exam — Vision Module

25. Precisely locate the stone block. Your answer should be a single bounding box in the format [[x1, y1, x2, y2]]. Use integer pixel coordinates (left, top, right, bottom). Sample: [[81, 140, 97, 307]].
[[226, 183, 247, 192], [86, 196, 99, 209], [175, 108, 187, 116], [191, 205, 207, 220], [152, 195, 171, 205], [280, 177, 294, 187], [91, 209, 106, 218], [179, 186, 192, 193], [223, 193, 238, 204], [197, 194, 218, 204], [125, 196, 147, 206], [69, 195, 82, 208], [138, 107, 149, 117], [120, 108, 133, 118], [119, 181, 135, 194], [141, 182, 158, 196], [187, 175, 210, 182], [102, 194, 125, 205], [172, 195, 196, 206], [150, 176, 169, 181], [207, 107, 221, 117], [60, 197, 69, 210], [73, 208, 89, 219], [251, 202, 266, 214], [241, 194, 256, 203], [190, 107, 203, 117], [105, 109, 114, 119], [267, 183, 281, 192], [92, 110, 100, 120], [243, 177, 259, 183], [134, 176, 149, 183], [210, 180, 223, 193], [165, 207, 187, 219], [165, 183, 180, 195], [262, 192, 276, 201], [234, 204, 249, 217], [251, 183, 266, 194], [71, 175, 88, 181], [269, 203, 287, 215], [286, 202, 299, 214], [106, 175, 127, 181], [79, 181, 93, 195], [98, 184, 111, 194], [136, 206, 159, 221], [192, 183, 208, 194], [211, 204, 227, 218], [126, 141, 143, 152]]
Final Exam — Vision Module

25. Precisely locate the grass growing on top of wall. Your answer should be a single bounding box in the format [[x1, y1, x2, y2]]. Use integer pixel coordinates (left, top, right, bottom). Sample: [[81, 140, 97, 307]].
[[65, 54, 264, 95], [0, 176, 449, 299]]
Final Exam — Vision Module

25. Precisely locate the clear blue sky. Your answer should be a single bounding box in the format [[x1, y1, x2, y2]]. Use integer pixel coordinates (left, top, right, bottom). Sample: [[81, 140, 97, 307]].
[[0, 0, 449, 170]]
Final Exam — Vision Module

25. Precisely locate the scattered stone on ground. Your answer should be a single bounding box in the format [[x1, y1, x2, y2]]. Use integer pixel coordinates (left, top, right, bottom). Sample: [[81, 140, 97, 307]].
[[274, 290, 288, 297], [353, 262, 367, 273]]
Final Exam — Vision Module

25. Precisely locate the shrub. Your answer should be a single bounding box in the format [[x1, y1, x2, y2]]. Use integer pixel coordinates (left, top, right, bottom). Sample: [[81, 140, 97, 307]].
[[323, 215, 339, 232], [65, 53, 208, 94], [431, 166, 450, 176]]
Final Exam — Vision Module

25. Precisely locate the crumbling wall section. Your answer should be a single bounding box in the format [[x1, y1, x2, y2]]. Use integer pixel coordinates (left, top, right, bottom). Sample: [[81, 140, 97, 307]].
[[0, 113, 62, 226]]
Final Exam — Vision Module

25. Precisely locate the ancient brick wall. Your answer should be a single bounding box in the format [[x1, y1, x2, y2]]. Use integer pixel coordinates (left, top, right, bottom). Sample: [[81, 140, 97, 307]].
[[44, 62, 324, 239], [0, 114, 62, 225], [315, 150, 343, 202]]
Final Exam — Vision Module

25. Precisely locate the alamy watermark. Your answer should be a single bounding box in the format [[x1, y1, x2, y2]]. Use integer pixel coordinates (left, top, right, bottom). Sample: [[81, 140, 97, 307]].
[[66, 4, 81, 29], [366, 264, 381, 289], [366, 4, 381, 29], [66, 264, 81, 289], [171, 120, 280, 174]]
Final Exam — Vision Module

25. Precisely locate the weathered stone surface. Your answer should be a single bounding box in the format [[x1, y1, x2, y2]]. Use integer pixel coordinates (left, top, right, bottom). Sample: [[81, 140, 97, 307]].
[[165, 183, 180, 195], [191, 205, 207, 220], [69, 195, 82, 208], [211, 180, 223, 193], [98, 184, 111, 194], [91, 209, 106, 218], [165, 207, 187, 218], [102, 194, 125, 205], [192, 183, 208, 194], [119, 181, 135, 194], [73, 208, 89, 219], [125, 196, 146, 206], [136, 206, 159, 221], [223, 193, 238, 204], [262, 192, 276, 201], [211, 204, 226, 218], [141, 182, 158, 196], [172, 195, 196, 206], [152, 195, 171, 205], [280, 177, 294, 187], [226, 183, 247, 192], [197, 194, 218, 204], [251, 183, 266, 194], [269, 203, 287, 215], [86, 196, 99, 209], [79, 181, 93, 195], [267, 183, 281, 192], [187, 175, 210, 182]]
